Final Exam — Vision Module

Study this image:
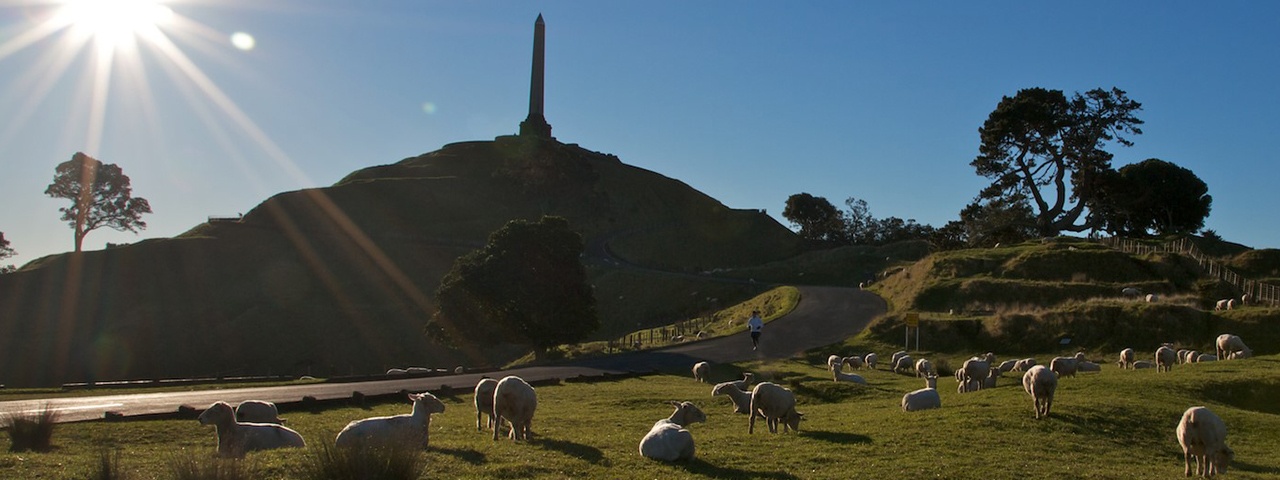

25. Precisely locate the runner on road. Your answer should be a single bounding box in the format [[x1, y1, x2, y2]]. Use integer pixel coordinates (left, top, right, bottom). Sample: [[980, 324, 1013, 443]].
[[747, 310, 764, 350]]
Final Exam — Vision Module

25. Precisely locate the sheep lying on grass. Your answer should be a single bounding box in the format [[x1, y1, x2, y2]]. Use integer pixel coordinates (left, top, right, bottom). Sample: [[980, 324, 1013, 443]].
[[234, 400, 283, 424], [199, 401, 305, 458], [1133, 360, 1156, 369], [748, 382, 803, 434], [335, 392, 445, 449], [712, 381, 752, 414], [1021, 365, 1057, 420], [1076, 361, 1101, 373], [833, 370, 866, 384], [729, 372, 754, 391], [639, 401, 707, 462], [692, 361, 710, 383], [996, 359, 1018, 374], [1012, 358, 1037, 372], [474, 378, 498, 431], [1196, 354, 1218, 363], [493, 375, 537, 441], [1177, 406, 1233, 477], [902, 376, 940, 412]]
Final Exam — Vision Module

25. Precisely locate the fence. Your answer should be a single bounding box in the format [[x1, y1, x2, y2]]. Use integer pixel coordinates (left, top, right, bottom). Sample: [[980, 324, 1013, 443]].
[[1099, 237, 1280, 306], [606, 316, 718, 353]]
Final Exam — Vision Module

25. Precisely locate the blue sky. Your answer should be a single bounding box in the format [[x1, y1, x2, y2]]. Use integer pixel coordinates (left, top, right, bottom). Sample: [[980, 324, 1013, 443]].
[[1, 1, 1278, 268]]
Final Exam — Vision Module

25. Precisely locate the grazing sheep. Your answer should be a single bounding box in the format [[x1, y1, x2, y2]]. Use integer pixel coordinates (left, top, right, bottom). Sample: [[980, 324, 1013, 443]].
[[1214, 299, 1230, 311], [1145, 293, 1159, 302], [982, 368, 1000, 388], [712, 381, 752, 414], [1178, 349, 1193, 364], [1187, 351, 1201, 364], [639, 401, 707, 462], [1118, 348, 1136, 370], [827, 355, 844, 372], [833, 370, 867, 384], [748, 382, 803, 434], [915, 358, 934, 378], [1215, 334, 1250, 360], [335, 392, 445, 449], [842, 355, 865, 371], [474, 378, 499, 431], [1050, 356, 1079, 378], [1076, 361, 1101, 373], [1133, 360, 1156, 369], [234, 400, 283, 424], [1196, 354, 1218, 363], [890, 351, 908, 368], [1241, 293, 1252, 305], [1012, 358, 1037, 372], [1156, 346, 1177, 372], [455, 366, 465, 374], [199, 401, 305, 458], [902, 376, 941, 412], [961, 358, 991, 390], [996, 359, 1019, 374], [1227, 299, 1236, 310], [1121, 287, 1143, 298], [1177, 406, 1234, 477], [692, 361, 710, 383], [1021, 365, 1058, 420], [893, 355, 915, 375], [1228, 350, 1252, 360], [493, 375, 537, 441], [386, 368, 407, 375], [982, 352, 998, 365], [864, 352, 878, 370]]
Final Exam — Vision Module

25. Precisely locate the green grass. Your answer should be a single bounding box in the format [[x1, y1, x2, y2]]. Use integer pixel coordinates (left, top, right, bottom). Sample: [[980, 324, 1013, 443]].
[[4, 353, 1278, 479]]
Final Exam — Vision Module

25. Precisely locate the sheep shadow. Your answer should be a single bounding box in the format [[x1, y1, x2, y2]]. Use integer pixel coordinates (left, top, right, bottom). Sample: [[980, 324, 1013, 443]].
[[534, 438, 604, 464], [676, 459, 800, 479], [799, 430, 872, 445], [430, 446, 486, 465], [1232, 459, 1280, 475]]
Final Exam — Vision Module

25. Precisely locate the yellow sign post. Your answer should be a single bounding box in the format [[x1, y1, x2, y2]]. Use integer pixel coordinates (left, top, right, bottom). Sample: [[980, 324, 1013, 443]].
[[904, 313, 920, 351]]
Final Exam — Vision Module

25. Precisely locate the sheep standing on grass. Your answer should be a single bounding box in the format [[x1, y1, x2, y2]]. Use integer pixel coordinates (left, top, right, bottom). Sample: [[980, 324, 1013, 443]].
[[890, 351, 908, 369], [1021, 365, 1057, 419], [842, 355, 865, 371], [1012, 358, 1037, 372], [335, 392, 445, 449], [915, 358, 934, 378], [235, 400, 283, 424], [692, 361, 710, 383], [1156, 345, 1177, 372], [748, 382, 803, 434], [474, 378, 498, 431], [1050, 356, 1079, 378], [961, 358, 991, 390], [639, 401, 707, 462], [996, 359, 1018, 374], [1215, 334, 1251, 361], [493, 375, 537, 441], [199, 401, 305, 458], [864, 353, 878, 370], [1177, 406, 1233, 477], [902, 376, 941, 412], [1118, 348, 1136, 370], [1214, 299, 1230, 311], [1241, 293, 1253, 305], [712, 381, 752, 414], [893, 355, 915, 375]]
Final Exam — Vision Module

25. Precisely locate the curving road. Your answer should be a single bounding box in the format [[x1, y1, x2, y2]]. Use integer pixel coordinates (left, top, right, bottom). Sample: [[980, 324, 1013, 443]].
[[0, 286, 885, 423]]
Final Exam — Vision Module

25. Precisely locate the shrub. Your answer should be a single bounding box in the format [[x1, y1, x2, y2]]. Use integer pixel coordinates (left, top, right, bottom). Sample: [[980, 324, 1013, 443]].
[[166, 455, 257, 480], [88, 450, 129, 480], [299, 441, 425, 480], [3, 405, 58, 452]]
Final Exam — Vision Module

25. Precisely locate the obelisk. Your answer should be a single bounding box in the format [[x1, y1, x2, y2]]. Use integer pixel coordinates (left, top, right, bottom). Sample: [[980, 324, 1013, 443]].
[[519, 14, 552, 138]]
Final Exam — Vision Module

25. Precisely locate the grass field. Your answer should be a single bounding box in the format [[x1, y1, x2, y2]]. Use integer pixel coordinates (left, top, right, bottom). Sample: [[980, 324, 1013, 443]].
[[3, 349, 1277, 479]]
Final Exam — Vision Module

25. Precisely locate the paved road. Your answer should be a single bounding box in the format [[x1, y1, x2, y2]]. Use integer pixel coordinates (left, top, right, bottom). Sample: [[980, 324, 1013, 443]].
[[0, 286, 884, 423]]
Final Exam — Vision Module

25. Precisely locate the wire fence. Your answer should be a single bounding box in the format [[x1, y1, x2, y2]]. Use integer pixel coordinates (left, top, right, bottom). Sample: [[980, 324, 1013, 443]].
[[1099, 236, 1279, 306]]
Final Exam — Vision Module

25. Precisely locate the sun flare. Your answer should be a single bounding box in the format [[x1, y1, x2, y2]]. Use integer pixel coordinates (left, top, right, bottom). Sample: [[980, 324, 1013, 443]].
[[57, 0, 174, 50]]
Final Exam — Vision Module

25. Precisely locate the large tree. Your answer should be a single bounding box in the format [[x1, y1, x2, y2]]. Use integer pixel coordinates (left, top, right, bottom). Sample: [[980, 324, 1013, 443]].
[[44, 152, 152, 252], [972, 87, 1143, 237], [1092, 158, 1212, 236], [427, 216, 598, 356], [783, 193, 845, 242]]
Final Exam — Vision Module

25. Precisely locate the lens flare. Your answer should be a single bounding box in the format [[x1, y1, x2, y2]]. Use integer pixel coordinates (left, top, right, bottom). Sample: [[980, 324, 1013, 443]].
[[230, 31, 255, 51]]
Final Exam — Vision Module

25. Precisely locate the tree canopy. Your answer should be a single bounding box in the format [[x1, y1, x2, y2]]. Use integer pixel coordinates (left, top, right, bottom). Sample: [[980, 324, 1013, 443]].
[[1091, 158, 1212, 236], [972, 87, 1143, 237], [0, 231, 14, 273], [783, 193, 845, 242], [44, 152, 152, 252], [427, 216, 598, 355]]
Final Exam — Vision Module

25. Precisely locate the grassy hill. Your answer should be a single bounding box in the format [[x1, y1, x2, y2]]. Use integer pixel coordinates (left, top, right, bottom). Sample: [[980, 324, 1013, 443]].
[[0, 137, 809, 387]]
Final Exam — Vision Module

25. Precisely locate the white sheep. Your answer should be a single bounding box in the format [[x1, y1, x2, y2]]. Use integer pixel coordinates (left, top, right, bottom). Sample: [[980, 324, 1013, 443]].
[[748, 382, 803, 434], [1215, 334, 1250, 360], [1118, 348, 1136, 369], [474, 377, 498, 431], [915, 358, 934, 378], [1121, 287, 1143, 298], [692, 361, 710, 383], [893, 355, 915, 375], [827, 355, 843, 372], [335, 392, 445, 449], [1178, 349, 1195, 364], [712, 381, 752, 414], [961, 358, 991, 390], [1012, 358, 1037, 372], [1076, 361, 1101, 373], [1214, 299, 1230, 311], [1186, 350, 1201, 364], [842, 355, 865, 371], [493, 375, 537, 441], [199, 401, 305, 458], [1156, 345, 1177, 372], [234, 400, 283, 424], [1177, 406, 1234, 477], [1021, 365, 1057, 419], [455, 366, 465, 374], [982, 368, 1000, 388], [1133, 360, 1156, 369], [1241, 293, 1252, 305], [638, 401, 707, 462], [1196, 353, 1218, 363], [1049, 356, 1078, 378], [386, 368, 407, 375], [864, 352, 878, 370], [902, 376, 941, 412], [982, 352, 998, 365], [1228, 349, 1252, 360], [996, 359, 1018, 374], [833, 370, 867, 384], [1227, 299, 1236, 310], [1145, 293, 1159, 303], [729, 372, 754, 391], [890, 351, 908, 368]]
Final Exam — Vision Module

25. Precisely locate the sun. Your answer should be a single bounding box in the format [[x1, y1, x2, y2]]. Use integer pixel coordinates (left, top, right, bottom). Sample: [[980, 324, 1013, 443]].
[[56, 0, 174, 51]]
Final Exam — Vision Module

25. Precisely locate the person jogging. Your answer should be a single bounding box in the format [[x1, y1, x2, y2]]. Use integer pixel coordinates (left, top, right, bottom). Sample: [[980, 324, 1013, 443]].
[[747, 310, 764, 350]]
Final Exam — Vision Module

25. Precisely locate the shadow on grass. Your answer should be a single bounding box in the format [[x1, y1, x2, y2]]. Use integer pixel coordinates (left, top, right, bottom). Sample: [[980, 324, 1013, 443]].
[[431, 446, 486, 465], [799, 429, 872, 445], [677, 458, 800, 480], [1234, 459, 1280, 475], [535, 438, 604, 464]]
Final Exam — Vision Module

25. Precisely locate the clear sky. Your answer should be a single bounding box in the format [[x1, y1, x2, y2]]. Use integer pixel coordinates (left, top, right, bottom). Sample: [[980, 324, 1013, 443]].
[[1, 1, 1278, 268]]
